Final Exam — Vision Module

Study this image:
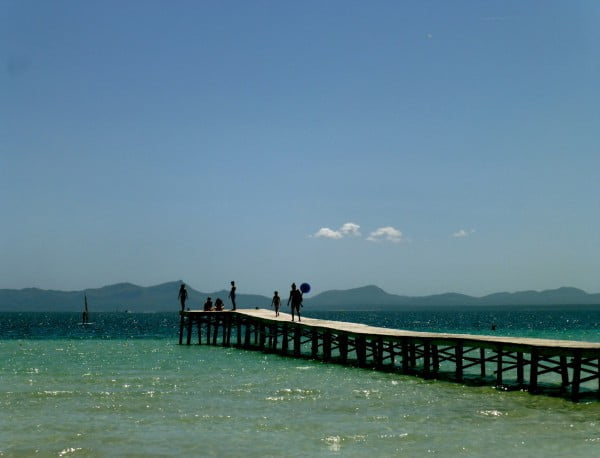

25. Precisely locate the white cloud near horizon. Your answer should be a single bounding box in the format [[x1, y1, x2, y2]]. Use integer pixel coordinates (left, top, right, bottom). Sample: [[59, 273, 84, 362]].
[[339, 222, 361, 237], [367, 226, 404, 243], [312, 222, 361, 239], [313, 223, 405, 243], [313, 227, 344, 239], [453, 229, 475, 238]]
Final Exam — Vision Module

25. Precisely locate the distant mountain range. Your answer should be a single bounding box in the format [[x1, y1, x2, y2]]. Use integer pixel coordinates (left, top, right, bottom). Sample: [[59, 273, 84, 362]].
[[1, 282, 599, 312], [308, 285, 600, 309]]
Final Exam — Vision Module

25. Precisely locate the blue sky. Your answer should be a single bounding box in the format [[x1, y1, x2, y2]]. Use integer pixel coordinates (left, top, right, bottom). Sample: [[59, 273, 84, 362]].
[[2, 1, 599, 297]]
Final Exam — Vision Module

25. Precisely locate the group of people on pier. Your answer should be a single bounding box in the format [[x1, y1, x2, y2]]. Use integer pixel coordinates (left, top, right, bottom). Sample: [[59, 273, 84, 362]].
[[202, 297, 225, 311], [178, 281, 236, 312], [177, 281, 304, 321]]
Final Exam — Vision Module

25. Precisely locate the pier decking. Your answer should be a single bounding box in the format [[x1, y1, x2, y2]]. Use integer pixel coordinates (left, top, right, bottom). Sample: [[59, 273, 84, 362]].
[[179, 309, 600, 401]]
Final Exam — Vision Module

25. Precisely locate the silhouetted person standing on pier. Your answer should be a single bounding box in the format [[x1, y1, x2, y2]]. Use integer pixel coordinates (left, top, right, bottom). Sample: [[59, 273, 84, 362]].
[[229, 281, 237, 310], [178, 284, 188, 312], [287, 283, 303, 322], [271, 291, 281, 317]]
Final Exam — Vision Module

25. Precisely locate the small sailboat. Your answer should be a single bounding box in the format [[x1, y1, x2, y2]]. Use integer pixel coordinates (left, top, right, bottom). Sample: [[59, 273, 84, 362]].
[[82, 293, 89, 324]]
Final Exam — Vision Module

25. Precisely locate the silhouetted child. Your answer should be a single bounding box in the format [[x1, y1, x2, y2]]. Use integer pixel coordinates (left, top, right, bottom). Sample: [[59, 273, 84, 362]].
[[215, 298, 224, 311], [203, 297, 213, 311], [271, 291, 281, 317]]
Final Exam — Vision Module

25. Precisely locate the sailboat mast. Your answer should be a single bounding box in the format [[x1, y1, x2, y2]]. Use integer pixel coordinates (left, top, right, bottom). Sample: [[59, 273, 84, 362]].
[[83, 293, 89, 324]]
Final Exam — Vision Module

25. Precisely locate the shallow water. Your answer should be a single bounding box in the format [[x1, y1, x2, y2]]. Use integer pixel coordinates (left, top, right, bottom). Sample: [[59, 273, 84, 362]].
[[1, 311, 599, 456]]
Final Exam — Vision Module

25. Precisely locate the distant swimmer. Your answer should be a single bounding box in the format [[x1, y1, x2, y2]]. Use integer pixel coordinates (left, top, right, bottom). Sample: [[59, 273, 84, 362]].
[[229, 281, 237, 310], [178, 284, 188, 312], [491, 322, 497, 331], [287, 283, 303, 322], [271, 291, 281, 317]]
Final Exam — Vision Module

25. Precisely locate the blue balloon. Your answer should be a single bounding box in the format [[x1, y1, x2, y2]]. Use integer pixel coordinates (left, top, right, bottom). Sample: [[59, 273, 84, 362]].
[[300, 282, 311, 294]]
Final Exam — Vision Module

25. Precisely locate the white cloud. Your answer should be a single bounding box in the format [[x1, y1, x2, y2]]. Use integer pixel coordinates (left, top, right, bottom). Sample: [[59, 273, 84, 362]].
[[313, 227, 343, 239], [367, 226, 404, 243], [340, 222, 361, 237], [453, 229, 475, 238], [312, 222, 361, 240], [313, 222, 405, 243]]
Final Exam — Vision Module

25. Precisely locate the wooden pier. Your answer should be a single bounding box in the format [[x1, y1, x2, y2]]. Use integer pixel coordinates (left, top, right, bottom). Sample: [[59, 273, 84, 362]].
[[179, 309, 600, 401]]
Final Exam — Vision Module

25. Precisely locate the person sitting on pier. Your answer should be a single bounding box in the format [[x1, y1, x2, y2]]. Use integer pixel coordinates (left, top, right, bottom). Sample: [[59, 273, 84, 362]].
[[215, 298, 224, 311], [287, 283, 303, 322], [203, 297, 213, 311]]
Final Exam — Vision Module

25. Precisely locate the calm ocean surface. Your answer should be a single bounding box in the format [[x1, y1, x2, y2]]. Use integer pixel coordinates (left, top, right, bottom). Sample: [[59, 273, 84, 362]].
[[1, 308, 599, 457]]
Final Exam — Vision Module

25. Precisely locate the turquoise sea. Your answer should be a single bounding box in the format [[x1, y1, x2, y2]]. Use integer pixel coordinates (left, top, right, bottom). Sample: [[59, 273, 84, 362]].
[[1, 308, 599, 457]]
